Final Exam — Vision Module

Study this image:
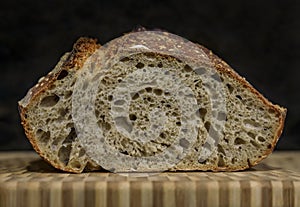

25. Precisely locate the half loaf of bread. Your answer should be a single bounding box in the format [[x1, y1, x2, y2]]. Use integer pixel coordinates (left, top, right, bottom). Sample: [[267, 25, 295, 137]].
[[19, 31, 286, 173]]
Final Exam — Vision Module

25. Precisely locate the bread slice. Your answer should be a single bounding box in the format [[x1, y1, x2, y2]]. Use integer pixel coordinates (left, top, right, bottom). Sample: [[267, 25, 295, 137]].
[[18, 31, 286, 173]]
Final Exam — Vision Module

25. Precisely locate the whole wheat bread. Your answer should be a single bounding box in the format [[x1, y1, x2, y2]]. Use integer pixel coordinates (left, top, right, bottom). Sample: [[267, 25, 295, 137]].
[[18, 31, 286, 173]]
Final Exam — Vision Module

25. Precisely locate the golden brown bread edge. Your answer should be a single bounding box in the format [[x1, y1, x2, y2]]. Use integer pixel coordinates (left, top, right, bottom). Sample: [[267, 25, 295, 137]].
[[18, 36, 287, 173], [19, 37, 100, 173]]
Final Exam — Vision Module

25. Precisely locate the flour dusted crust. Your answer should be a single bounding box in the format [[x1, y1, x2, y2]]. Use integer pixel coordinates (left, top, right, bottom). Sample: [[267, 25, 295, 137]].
[[19, 32, 286, 173]]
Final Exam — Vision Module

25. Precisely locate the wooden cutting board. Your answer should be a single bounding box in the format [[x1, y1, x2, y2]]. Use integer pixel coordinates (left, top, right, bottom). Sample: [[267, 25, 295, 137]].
[[0, 151, 299, 207]]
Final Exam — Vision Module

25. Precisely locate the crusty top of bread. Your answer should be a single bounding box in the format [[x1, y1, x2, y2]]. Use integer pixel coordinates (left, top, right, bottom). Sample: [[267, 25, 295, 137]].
[[197, 43, 286, 145], [19, 32, 286, 173]]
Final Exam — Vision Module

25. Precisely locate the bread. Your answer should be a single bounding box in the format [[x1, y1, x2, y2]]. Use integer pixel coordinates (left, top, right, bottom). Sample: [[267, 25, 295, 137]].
[[18, 31, 286, 173]]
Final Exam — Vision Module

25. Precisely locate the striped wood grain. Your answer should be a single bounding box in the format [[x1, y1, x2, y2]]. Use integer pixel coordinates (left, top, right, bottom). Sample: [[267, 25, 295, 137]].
[[0, 152, 299, 207]]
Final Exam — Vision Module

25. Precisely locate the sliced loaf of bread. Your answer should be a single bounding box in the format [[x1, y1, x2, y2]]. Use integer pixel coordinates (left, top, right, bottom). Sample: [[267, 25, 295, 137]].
[[19, 31, 286, 173]]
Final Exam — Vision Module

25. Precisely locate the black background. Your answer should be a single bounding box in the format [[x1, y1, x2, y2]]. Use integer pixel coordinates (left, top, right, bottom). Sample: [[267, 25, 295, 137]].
[[1, 0, 299, 150]]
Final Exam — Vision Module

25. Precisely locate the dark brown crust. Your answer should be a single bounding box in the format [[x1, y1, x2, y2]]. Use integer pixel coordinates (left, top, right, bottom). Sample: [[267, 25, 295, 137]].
[[18, 37, 100, 173], [62, 37, 100, 69], [19, 34, 286, 173]]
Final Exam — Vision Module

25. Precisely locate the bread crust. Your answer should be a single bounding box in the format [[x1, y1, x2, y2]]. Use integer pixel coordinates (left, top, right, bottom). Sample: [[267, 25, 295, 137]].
[[196, 44, 287, 171], [19, 33, 286, 173], [19, 37, 100, 173]]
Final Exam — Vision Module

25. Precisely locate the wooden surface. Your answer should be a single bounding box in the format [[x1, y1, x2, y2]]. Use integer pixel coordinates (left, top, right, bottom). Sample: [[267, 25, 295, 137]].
[[0, 151, 299, 207]]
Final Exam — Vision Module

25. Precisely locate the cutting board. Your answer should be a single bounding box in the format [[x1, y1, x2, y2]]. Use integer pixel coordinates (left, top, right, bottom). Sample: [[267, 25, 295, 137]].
[[0, 151, 299, 207]]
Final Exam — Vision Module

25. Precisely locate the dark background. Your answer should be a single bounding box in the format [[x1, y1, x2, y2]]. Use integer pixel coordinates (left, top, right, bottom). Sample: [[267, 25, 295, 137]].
[[1, 0, 299, 150]]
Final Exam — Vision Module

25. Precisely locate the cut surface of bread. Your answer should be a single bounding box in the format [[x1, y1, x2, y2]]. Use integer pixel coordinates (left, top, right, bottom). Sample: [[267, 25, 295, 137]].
[[19, 31, 286, 173]]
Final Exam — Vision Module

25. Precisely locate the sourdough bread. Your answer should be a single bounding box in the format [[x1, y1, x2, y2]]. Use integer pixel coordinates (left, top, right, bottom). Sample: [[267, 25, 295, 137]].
[[18, 31, 286, 173]]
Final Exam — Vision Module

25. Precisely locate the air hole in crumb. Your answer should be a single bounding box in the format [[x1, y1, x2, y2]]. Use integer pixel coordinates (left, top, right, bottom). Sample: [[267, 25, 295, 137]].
[[103, 122, 111, 131], [226, 84, 234, 94], [247, 132, 256, 139], [120, 150, 129, 155], [48, 84, 56, 90], [148, 64, 155, 67], [70, 79, 76, 87], [194, 67, 206, 75], [147, 97, 153, 102], [63, 127, 76, 144], [64, 91, 72, 99], [57, 70, 68, 80], [66, 123, 74, 128], [172, 111, 179, 116], [136, 62, 145, 69], [59, 108, 68, 117], [159, 132, 166, 139], [157, 62, 163, 68], [95, 110, 100, 117], [267, 144, 272, 149], [101, 79, 107, 85], [129, 114, 137, 121], [179, 138, 190, 148], [250, 140, 260, 148], [36, 129, 50, 144], [98, 121, 112, 132], [58, 144, 72, 166], [114, 117, 132, 133], [234, 138, 246, 145], [257, 136, 265, 142], [161, 142, 171, 148], [231, 158, 237, 164], [198, 159, 206, 164], [218, 156, 225, 167], [183, 65, 193, 72], [243, 119, 261, 128], [211, 73, 221, 81], [114, 100, 126, 105], [145, 87, 152, 93], [108, 95, 113, 101], [132, 93, 140, 100], [268, 108, 275, 114], [40, 94, 60, 107], [247, 158, 251, 167], [198, 108, 207, 121], [71, 161, 81, 169], [153, 88, 163, 96], [120, 57, 130, 62], [176, 121, 181, 126], [236, 95, 242, 100], [79, 148, 86, 157], [217, 144, 226, 155], [204, 121, 211, 132]]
